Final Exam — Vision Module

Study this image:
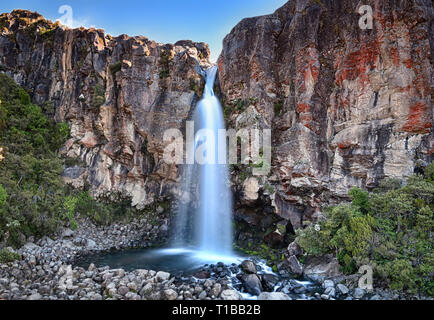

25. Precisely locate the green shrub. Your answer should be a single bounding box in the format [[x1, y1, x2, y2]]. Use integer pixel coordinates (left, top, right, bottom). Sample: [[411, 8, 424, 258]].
[[63, 196, 78, 230], [0, 184, 6, 206], [296, 167, 434, 296], [0, 73, 69, 246], [424, 162, 434, 182], [0, 248, 21, 263]]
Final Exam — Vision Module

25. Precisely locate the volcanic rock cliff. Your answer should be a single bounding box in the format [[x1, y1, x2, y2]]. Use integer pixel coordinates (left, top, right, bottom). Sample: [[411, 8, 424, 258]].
[[0, 1, 433, 238], [218, 0, 433, 231], [0, 10, 210, 209]]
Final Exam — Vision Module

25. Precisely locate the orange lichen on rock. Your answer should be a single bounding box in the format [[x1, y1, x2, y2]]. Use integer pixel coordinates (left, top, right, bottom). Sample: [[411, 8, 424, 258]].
[[402, 102, 432, 134], [296, 103, 310, 114], [335, 40, 380, 86]]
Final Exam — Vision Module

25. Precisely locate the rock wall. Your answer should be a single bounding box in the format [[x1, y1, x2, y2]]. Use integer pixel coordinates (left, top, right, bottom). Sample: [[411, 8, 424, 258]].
[[218, 0, 433, 231], [0, 3, 433, 236], [0, 10, 210, 209]]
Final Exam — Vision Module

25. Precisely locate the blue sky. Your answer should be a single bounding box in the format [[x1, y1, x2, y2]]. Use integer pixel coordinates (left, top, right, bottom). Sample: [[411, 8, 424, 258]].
[[0, 0, 287, 61]]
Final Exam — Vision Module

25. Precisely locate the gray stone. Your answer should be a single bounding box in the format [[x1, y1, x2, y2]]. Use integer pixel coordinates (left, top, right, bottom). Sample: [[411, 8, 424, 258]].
[[240, 260, 257, 274], [27, 293, 42, 300], [324, 287, 336, 297], [22, 242, 40, 251], [287, 241, 302, 256], [61, 228, 75, 238], [337, 283, 349, 295], [140, 283, 153, 296], [322, 279, 334, 289], [241, 274, 263, 296], [220, 289, 242, 300], [118, 286, 129, 296], [211, 283, 222, 297], [258, 292, 291, 300], [354, 288, 365, 299], [198, 290, 207, 300], [156, 271, 171, 282], [164, 289, 178, 300], [287, 255, 303, 275]]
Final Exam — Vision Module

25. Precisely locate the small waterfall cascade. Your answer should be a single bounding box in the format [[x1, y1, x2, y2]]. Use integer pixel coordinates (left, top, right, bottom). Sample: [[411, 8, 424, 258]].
[[172, 65, 233, 259]]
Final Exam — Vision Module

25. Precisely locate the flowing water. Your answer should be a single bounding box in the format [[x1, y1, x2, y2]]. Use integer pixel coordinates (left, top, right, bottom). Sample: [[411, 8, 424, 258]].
[[74, 65, 317, 299], [172, 65, 233, 258]]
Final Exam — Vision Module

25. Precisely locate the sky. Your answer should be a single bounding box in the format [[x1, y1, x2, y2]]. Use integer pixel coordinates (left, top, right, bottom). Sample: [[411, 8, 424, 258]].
[[0, 0, 288, 62]]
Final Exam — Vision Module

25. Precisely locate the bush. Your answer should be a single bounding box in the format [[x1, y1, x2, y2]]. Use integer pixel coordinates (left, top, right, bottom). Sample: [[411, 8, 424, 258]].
[[0, 184, 6, 206], [0, 73, 69, 246], [296, 165, 434, 296], [0, 248, 21, 263]]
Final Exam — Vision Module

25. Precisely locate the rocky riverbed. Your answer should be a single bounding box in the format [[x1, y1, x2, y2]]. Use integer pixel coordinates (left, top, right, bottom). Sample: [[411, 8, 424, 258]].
[[1, 219, 430, 300]]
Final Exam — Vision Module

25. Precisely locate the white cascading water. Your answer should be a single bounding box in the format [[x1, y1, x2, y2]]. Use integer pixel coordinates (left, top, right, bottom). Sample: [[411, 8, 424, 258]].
[[173, 65, 234, 260]]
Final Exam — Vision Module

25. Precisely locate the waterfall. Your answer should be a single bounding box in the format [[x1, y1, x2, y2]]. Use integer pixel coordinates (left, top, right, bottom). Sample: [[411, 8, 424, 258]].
[[173, 66, 234, 259]]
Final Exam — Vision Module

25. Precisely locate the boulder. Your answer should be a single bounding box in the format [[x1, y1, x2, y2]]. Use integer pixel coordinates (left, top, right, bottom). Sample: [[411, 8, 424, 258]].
[[220, 289, 242, 300], [337, 283, 349, 295], [287, 241, 302, 256], [240, 260, 257, 274], [354, 288, 365, 299], [241, 274, 263, 296], [61, 228, 75, 238], [258, 292, 291, 300], [156, 271, 171, 282], [27, 293, 42, 300], [287, 255, 303, 276], [261, 274, 279, 291], [303, 254, 342, 282], [164, 289, 178, 300]]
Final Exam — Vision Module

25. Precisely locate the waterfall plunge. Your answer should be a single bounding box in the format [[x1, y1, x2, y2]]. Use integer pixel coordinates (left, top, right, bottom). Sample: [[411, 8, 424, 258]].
[[173, 66, 234, 259]]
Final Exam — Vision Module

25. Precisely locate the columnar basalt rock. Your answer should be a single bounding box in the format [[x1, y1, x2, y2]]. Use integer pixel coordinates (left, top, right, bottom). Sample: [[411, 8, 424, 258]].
[[0, 10, 210, 209], [218, 0, 433, 231]]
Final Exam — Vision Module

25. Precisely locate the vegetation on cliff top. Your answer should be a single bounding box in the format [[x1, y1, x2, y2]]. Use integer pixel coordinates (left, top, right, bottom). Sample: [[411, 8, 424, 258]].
[[296, 165, 434, 296]]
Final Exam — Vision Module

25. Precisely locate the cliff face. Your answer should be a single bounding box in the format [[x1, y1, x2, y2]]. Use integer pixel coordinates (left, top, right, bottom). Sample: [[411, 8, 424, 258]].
[[218, 0, 433, 230], [0, 2, 433, 236], [0, 10, 210, 209]]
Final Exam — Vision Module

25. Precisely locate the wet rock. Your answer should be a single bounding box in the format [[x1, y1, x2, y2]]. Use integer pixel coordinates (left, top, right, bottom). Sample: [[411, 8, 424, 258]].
[[241, 274, 263, 296], [261, 274, 279, 291], [194, 270, 210, 279], [240, 260, 257, 274]]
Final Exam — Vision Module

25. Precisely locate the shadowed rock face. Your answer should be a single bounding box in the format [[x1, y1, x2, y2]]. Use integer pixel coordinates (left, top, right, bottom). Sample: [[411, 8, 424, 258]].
[[218, 0, 433, 229], [0, 10, 210, 209]]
